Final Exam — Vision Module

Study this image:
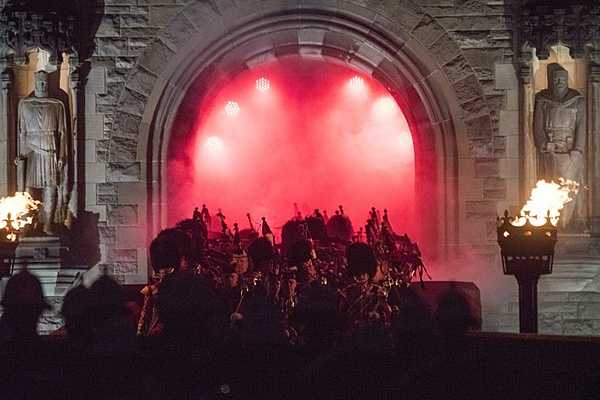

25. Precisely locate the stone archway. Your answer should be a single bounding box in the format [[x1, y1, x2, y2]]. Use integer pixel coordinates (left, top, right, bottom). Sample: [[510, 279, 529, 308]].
[[109, 0, 493, 274]]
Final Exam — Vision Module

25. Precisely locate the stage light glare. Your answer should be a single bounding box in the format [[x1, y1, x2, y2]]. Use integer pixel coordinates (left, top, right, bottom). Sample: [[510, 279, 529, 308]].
[[205, 136, 224, 153], [372, 96, 398, 120], [348, 75, 365, 93], [256, 77, 270, 92], [224, 101, 240, 117], [398, 131, 413, 151]]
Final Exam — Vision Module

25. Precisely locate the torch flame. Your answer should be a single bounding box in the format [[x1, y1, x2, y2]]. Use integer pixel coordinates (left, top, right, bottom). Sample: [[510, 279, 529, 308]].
[[513, 178, 579, 227], [0, 192, 41, 240]]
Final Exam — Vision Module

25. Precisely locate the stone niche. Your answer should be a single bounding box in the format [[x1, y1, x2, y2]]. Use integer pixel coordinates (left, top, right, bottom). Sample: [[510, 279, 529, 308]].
[[0, 49, 89, 333], [520, 45, 590, 229], [489, 3, 600, 333], [0, 0, 100, 332]]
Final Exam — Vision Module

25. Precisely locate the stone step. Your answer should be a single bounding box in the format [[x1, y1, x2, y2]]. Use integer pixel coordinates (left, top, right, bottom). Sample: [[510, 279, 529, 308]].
[[554, 257, 600, 266], [484, 311, 600, 335], [539, 258, 600, 291], [498, 292, 600, 309], [539, 278, 599, 292], [507, 301, 600, 318], [554, 235, 600, 257], [482, 312, 518, 333], [539, 291, 600, 302]]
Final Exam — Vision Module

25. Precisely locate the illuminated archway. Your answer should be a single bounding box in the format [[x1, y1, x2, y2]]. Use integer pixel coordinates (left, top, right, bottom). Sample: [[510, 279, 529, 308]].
[[168, 57, 416, 239], [114, 2, 493, 263]]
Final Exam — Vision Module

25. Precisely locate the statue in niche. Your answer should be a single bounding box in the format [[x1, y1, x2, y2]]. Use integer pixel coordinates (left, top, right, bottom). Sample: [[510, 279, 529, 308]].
[[15, 70, 69, 235], [533, 63, 586, 230]]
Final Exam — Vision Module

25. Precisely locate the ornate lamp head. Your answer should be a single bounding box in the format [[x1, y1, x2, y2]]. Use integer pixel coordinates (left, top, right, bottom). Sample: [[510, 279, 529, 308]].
[[497, 210, 557, 276]]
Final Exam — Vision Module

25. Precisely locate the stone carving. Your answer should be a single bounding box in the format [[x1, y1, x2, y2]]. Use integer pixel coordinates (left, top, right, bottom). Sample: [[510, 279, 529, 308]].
[[533, 63, 586, 229], [0, 12, 76, 64], [520, 5, 600, 61], [15, 70, 69, 235]]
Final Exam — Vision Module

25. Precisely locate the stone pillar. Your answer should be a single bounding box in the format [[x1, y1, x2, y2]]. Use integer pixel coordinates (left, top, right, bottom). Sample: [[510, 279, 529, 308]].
[[518, 49, 535, 205], [0, 63, 13, 197], [589, 49, 600, 237], [68, 60, 87, 221]]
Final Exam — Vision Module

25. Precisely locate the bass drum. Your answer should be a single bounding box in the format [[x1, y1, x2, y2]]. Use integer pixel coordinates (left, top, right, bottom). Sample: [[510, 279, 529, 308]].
[[326, 213, 354, 244], [304, 215, 328, 243]]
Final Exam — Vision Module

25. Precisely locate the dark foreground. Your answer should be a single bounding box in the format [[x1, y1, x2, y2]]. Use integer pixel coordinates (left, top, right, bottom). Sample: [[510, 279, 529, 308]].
[[1, 331, 599, 400]]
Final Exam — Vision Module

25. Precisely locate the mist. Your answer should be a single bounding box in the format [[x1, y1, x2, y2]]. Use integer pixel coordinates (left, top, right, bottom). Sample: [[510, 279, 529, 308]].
[[168, 57, 416, 240]]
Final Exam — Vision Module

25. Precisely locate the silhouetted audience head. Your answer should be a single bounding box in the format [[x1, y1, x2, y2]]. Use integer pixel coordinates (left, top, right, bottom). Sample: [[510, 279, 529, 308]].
[[292, 283, 342, 349], [240, 291, 288, 348], [88, 275, 127, 315], [390, 286, 433, 354], [85, 275, 136, 351], [61, 285, 92, 343], [150, 228, 192, 274], [346, 242, 377, 279], [434, 285, 477, 337], [0, 269, 50, 340], [157, 272, 226, 345]]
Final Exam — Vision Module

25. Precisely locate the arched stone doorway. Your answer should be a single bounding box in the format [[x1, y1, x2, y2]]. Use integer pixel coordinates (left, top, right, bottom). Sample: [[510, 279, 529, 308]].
[[168, 55, 417, 244], [109, 1, 493, 276]]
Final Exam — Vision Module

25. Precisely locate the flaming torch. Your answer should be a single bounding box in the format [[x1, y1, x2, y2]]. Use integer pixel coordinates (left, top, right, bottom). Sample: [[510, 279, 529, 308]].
[[497, 179, 579, 333], [0, 192, 40, 277]]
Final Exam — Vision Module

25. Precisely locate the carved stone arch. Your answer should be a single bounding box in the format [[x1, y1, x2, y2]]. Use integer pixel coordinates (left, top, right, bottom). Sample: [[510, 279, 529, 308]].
[[109, 0, 492, 260]]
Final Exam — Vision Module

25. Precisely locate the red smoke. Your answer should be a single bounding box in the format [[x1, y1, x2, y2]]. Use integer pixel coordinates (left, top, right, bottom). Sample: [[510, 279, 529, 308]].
[[168, 58, 415, 240]]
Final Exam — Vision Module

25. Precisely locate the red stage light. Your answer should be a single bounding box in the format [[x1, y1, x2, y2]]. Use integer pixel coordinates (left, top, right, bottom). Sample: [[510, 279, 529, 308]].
[[224, 101, 240, 117], [205, 136, 224, 153], [347, 75, 365, 94], [372, 96, 398, 120], [256, 77, 270, 92]]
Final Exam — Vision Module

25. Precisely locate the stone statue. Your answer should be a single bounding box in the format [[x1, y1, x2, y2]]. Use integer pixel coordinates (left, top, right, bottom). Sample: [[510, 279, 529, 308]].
[[15, 71, 69, 235], [533, 63, 586, 229]]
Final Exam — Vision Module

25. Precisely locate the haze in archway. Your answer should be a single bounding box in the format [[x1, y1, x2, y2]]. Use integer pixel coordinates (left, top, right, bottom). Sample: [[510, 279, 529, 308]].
[[168, 57, 416, 240]]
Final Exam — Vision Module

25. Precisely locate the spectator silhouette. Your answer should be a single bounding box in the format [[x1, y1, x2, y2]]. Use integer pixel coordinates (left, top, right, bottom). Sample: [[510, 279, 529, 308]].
[[0, 270, 68, 399], [157, 271, 226, 348], [60, 284, 93, 346], [292, 283, 342, 355], [0, 269, 50, 344], [434, 284, 477, 339], [391, 285, 434, 354], [67, 275, 139, 399], [142, 272, 231, 399]]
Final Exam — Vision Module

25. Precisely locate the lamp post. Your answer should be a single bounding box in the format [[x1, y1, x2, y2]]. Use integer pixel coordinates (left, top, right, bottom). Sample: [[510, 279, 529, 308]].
[[0, 213, 19, 277], [497, 210, 557, 333]]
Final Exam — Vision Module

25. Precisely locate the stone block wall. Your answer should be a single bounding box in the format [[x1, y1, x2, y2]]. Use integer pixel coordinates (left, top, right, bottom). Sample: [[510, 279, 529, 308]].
[[82, 0, 189, 284], [423, 1, 518, 261], [78, 0, 519, 284]]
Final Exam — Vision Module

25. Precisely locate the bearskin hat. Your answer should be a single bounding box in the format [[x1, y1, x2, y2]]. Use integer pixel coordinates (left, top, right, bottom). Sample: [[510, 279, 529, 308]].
[[287, 239, 313, 267], [346, 242, 377, 278], [247, 236, 274, 266], [326, 213, 354, 243]]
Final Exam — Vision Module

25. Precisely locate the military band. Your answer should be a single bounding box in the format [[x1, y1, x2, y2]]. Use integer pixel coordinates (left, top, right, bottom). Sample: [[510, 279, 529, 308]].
[[137, 205, 429, 338]]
